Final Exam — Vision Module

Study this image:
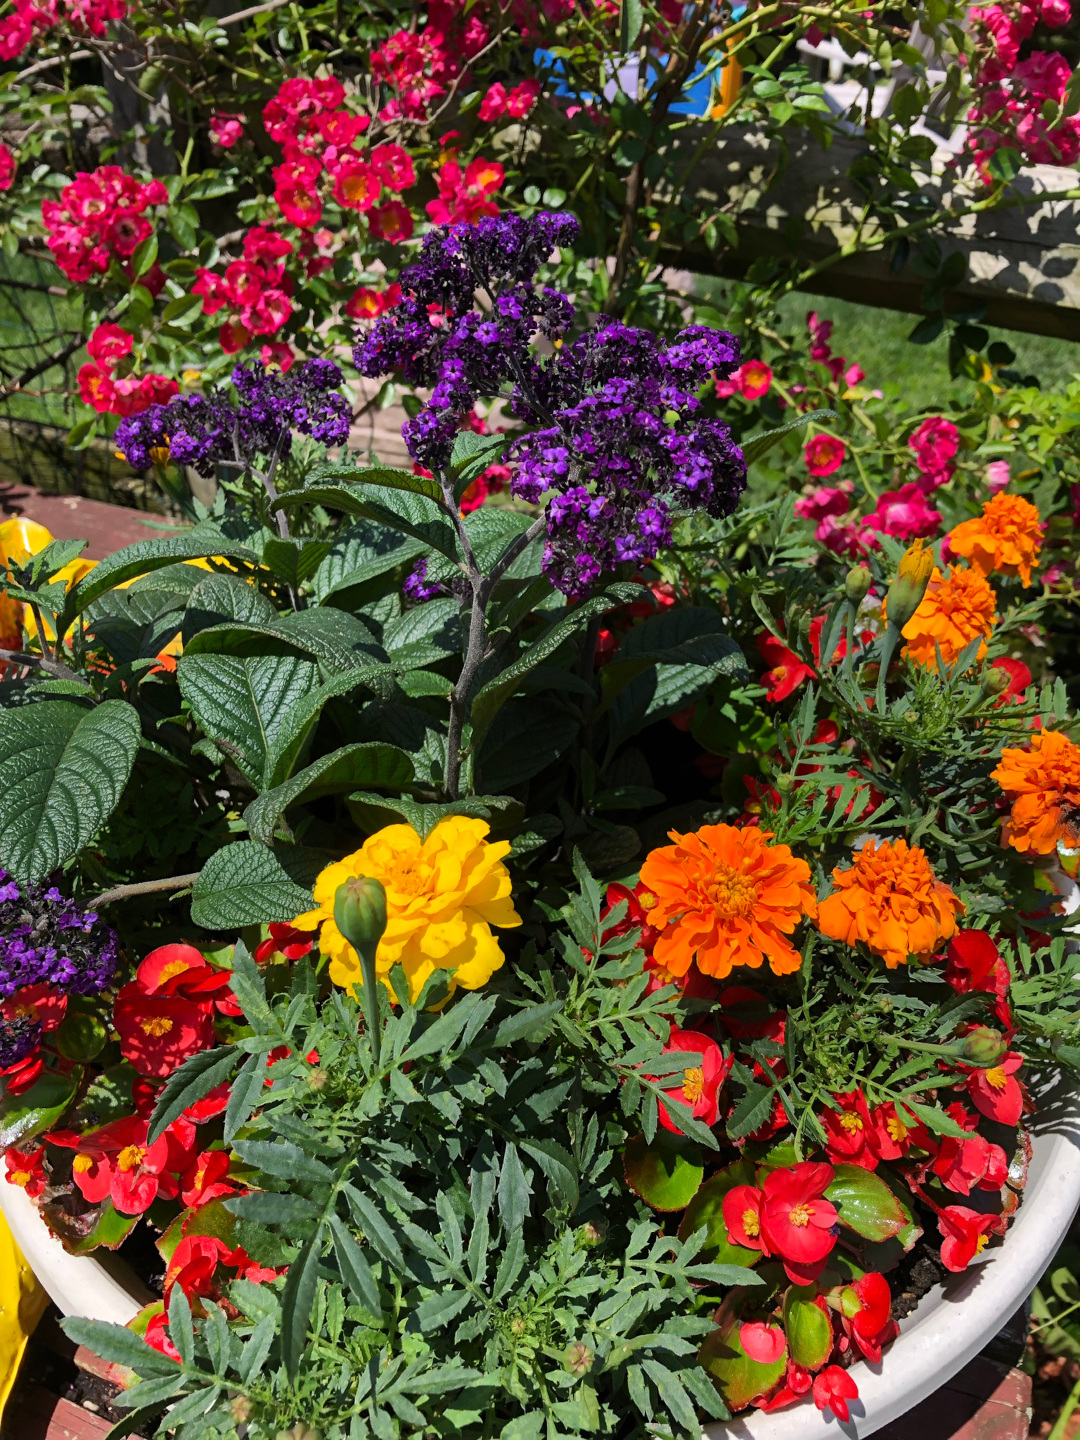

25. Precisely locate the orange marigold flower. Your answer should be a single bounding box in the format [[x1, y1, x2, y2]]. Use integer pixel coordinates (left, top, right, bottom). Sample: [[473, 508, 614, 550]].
[[895, 565, 997, 667], [990, 730, 1080, 855], [817, 838, 964, 968], [638, 823, 817, 980], [948, 492, 1044, 587]]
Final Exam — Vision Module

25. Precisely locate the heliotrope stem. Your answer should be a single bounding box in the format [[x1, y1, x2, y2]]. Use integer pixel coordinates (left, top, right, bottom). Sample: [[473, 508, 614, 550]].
[[438, 470, 547, 799]]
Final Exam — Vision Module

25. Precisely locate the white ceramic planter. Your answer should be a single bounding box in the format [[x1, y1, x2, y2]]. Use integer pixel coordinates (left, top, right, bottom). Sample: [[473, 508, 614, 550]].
[[0, 1177, 153, 1325]]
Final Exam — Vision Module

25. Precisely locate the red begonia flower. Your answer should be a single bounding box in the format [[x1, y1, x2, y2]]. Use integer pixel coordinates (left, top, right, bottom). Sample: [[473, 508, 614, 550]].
[[966, 1051, 1025, 1126], [114, 988, 216, 1078], [821, 1090, 877, 1170], [723, 1183, 767, 1254], [4, 1144, 47, 1198], [931, 1105, 1008, 1197], [760, 1162, 838, 1282], [938, 1205, 997, 1272], [812, 1365, 859, 1422], [740, 1322, 787, 1364], [655, 1027, 730, 1135], [839, 1271, 897, 1362], [757, 632, 814, 702]]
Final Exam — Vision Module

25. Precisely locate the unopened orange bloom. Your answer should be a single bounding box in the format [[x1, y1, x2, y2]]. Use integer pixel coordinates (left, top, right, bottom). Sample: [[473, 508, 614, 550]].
[[948, 493, 1044, 587], [990, 730, 1080, 855], [896, 565, 997, 667], [639, 823, 817, 980], [817, 838, 963, 968]]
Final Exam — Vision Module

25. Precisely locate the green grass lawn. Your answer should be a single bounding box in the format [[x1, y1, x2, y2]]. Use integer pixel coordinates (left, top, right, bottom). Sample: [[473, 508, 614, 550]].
[[696, 280, 1080, 408]]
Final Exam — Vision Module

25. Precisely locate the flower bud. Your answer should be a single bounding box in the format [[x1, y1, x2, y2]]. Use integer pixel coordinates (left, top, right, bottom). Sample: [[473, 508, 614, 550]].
[[958, 1026, 1008, 1066], [333, 876, 387, 961], [845, 564, 872, 605], [575, 1220, 607, 1249], [54, 1009, 107, 1062], [307, 1067, 328, 1092], [982, 666, 1010, 696], [230, 1396, 253, 1424], [885, 538, 934, 632], [564, 1341, 594, 1376], [776, 772, 794, 794]]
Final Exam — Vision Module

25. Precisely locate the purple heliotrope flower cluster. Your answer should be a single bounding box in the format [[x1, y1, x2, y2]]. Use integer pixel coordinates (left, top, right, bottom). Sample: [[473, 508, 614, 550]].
[[114, 358, 351, 477], [0, 871, 119, 1000], [353, 211, 747, 599]]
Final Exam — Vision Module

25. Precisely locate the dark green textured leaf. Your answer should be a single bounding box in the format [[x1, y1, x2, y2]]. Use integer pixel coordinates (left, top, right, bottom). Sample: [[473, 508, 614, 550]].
[[58, 535, 256, 631], [190, 841, 316, 929], [0, 700, 141, 884], [244, 743, 415, 844]]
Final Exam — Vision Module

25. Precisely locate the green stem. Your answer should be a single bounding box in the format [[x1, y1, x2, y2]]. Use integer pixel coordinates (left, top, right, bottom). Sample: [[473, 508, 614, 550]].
[[1048, 1372, 1080, 1440], [357, 944, 381, 1071], [875, 622, 900, 716]]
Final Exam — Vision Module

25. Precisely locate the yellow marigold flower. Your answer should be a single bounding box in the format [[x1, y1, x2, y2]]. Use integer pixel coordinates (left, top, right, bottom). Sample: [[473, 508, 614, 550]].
[[991, 730, 1080, 856], [639, 823, 817, 980], [817, 837, 964, 968], [295, 817, 521, 1001], [948, 492, 1044, 587], [895, 564, 997, 668]]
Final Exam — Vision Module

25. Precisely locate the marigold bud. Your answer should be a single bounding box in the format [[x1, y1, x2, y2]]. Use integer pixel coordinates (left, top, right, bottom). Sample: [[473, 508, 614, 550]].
[[845, 564, 872, 604], [307, 1067, 328, 1092], [564, 1341, 594, 1376], [885, 538, 934, 632], [982, 666, 1010, 696], [333, 876, 387, 960], [958, 1026, 1008, 1066], [776, 772, 794, 793], [230, 1396, 253, 1424], [576, 1220, 607, 1249]]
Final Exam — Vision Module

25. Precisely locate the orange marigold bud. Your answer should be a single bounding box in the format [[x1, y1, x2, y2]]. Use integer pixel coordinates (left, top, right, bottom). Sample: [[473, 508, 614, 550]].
[[884, 538, 935, 632]]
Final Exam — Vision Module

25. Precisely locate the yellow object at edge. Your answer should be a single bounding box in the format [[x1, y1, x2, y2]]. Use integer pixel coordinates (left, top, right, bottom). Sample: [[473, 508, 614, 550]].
[[0, 1208, 48, 1422]]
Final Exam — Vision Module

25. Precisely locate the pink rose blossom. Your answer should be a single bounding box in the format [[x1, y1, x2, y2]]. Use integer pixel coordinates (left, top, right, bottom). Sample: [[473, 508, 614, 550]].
[[804, 434, 846, 478], [909, 415, 959, 489], [985, 460, 1011, 492], [864, 482, 942, 540], [210, 112, 244, 148], [795, 482, 854, 522]]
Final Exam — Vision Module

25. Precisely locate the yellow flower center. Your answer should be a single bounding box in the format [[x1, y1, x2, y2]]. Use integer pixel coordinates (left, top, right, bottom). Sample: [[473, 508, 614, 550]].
[[11, 1003, 38, 1020], [788, 1204, 813, 1228], [840, 1112, 863, 1133], [886, 1115, 909, 1142], [976, 1233, 990, 1254], [682, 1066, 705, 1103], [984, 1065, 1007, 1091], [708, 864, 756, 918], [73, 1154, 94, 1174], [741, 1209, 760, 1238], [156, 959, 189, 984], [639, 892, 657, 911], [10, 1170, 31, 1187], [117, 1145, 146, 1172], [140, 1015, 173, 1037]]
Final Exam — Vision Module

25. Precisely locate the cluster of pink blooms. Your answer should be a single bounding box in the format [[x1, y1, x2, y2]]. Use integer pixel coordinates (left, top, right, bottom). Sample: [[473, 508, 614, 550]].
[[478, 78, 541, 122], [344, 284, 402, 321], [715, 357, 774, 401], [797, 415, 961, 556], [0, 0, 124, 62], [193, 225, 298, 355], [263, 77, 416, 240], [77, 323, 177, 418], [209, 111, 245, 148], [0, 139, 13, 191], [807, 311, 865, 390], [41, 166, 168, 287], [370, 0, 492, 123], [968, 0, 1079, 172], [427, 151, 505, 224]]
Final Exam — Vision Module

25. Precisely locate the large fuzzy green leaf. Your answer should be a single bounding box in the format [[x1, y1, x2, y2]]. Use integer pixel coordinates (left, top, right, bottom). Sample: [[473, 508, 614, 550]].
[[178, 652, 323, 790], [244, 742, 416, 844], [57, 533, 257, 632], [0, 699, 141, 883], [190, 840, 318, 929]]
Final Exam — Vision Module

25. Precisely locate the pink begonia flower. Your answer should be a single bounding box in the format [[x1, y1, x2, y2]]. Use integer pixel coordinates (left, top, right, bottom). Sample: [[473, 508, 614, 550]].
[[210, 112, 244, 148], [863, 482, 942, 540], [795, 482, 854, 522], [804, 434, 846, 478], [985, 461, 1011, 493]]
